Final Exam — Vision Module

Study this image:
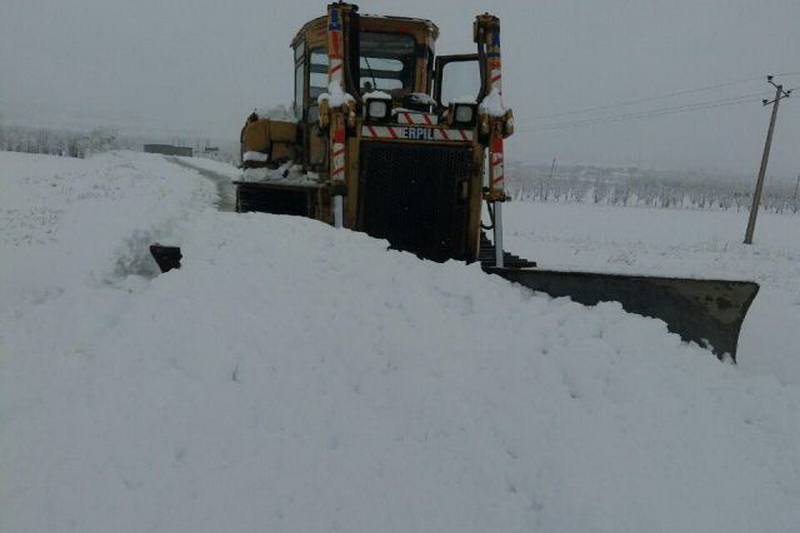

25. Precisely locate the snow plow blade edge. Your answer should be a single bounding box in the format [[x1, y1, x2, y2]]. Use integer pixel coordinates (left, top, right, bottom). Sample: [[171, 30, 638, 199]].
[[486, 267, 759, 362]]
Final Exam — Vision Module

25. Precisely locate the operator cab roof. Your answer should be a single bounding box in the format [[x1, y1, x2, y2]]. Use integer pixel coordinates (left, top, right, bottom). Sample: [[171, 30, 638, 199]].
[[291, 13, 440, 49]]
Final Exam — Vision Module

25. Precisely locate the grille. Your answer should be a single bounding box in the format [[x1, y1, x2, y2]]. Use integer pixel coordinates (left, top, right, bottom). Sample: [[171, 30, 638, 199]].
[[359, 142, 473, 262]]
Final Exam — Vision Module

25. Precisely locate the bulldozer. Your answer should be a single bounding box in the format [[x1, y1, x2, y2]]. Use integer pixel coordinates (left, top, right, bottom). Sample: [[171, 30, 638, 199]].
[[152, 2, 758, 361]]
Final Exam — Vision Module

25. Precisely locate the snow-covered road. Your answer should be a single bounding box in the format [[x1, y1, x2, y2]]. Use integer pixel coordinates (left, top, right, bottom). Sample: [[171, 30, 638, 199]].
[[167, 156, 237, 212], [2, 151, 799, 532]]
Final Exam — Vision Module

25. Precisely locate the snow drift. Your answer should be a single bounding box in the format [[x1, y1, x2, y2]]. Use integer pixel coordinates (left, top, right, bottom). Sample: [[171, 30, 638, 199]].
[[2, 151, 799, 532]]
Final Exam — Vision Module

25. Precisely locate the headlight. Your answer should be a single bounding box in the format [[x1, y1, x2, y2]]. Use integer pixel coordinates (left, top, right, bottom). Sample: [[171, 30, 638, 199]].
[[451, 103, 477, 126], [369, 100, 388, 118], [455, 104, 474, 123], [364, 96, 392, 122]]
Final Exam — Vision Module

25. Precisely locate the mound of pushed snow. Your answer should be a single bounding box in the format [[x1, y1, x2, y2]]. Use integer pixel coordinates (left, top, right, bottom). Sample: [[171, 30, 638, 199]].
[[2, 151, 799, 532]]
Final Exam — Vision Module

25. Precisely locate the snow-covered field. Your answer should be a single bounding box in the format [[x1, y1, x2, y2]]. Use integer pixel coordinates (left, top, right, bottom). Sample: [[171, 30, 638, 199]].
[[2, 151, 799, 532]]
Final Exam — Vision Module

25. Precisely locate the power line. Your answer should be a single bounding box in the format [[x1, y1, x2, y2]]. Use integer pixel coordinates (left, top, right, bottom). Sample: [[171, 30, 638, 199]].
[[529, 99, 758, 132], [526, 97, 763, 132], [526, 73, 799, 122], [520, 90, 772, 132], [527, 75, 766, 121]]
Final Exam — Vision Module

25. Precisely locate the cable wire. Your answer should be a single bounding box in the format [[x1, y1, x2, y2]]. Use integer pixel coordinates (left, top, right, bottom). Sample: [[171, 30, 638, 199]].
[[520, 90, 772, 132], [527, 75, 767, 121]]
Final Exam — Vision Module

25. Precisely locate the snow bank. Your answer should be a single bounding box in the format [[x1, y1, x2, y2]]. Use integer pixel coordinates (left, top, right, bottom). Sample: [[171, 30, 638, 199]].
[[2, 151, 799, 532]]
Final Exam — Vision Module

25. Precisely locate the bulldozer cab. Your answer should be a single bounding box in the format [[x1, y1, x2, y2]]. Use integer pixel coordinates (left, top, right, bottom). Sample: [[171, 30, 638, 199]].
[[292, 15, 439, 118], [292, 18, 482, 111]]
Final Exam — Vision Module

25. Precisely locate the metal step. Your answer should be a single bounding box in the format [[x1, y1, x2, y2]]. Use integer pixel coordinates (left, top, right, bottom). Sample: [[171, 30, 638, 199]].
[[479, 232, 537, 269]]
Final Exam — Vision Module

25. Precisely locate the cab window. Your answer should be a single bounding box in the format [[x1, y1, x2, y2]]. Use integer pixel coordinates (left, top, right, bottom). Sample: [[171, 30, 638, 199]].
[[293, 41, 306, 117], [309, 49, 330, 102], [359, 32, 415, 92]]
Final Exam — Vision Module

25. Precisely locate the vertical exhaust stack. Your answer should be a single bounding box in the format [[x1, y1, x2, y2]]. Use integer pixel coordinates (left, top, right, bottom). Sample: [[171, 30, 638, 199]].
[[474, 14, 513, 268], [326, 2, 358, 229]]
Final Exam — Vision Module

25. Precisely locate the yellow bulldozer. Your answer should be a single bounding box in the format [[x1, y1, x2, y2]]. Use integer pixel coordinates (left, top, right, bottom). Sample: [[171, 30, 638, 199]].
[[152, 2, 758, 361]]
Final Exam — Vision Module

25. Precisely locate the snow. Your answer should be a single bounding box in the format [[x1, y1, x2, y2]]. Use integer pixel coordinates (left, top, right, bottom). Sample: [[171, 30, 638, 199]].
[[502, 201, 800, 383], [317, 81, 356, 108], [2, 150, 799, 532], [252, 104, 298, 123], [242, 150, 268, 162], [363, 90, 392, 101], [409, 92, 437, 106], [172, 155, 242, 182], [240, 162, 320, 185], [480, 86, 507, 117]]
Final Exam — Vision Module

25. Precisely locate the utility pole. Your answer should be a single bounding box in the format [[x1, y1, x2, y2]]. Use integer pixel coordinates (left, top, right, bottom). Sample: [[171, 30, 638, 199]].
[[744, 76, 792, 244]]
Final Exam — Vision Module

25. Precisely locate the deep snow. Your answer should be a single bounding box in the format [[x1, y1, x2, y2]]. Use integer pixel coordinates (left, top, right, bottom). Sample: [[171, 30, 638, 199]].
[[2, 151, 799, 532]]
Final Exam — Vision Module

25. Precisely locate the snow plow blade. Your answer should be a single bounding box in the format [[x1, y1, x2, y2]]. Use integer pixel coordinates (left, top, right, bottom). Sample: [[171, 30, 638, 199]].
[[486, 267, 759, 362]]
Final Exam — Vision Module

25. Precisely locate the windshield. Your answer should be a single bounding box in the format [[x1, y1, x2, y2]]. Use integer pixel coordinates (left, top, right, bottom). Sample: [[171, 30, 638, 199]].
[[438, 58, 481, 106], [359, 32, 416, 93]]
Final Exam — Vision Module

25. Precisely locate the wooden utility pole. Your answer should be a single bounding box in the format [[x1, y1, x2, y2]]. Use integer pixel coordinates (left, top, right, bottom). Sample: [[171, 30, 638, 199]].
[[744, 76, 792, 244]]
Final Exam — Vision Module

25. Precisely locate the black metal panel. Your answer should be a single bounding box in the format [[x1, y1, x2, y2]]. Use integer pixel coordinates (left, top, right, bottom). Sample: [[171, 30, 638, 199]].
[[359, 142, 472, 262], [236, 183, 314, 216], [487, 266, 759, 362], [149, 244, 182, 273]]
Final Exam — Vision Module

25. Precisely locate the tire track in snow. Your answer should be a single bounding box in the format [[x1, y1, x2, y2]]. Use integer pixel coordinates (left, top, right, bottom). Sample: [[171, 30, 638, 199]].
[[166, 156, 237, 212]]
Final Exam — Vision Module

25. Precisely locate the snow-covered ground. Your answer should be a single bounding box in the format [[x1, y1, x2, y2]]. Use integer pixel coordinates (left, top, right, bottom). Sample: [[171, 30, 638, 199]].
[[504, 202, 800, 384], [2, 151, 799, 532]]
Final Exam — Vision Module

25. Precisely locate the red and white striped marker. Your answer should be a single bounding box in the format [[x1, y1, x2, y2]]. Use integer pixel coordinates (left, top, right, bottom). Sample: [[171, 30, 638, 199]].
[[327, 4, 347, 228], [396, 111, 438, 126]]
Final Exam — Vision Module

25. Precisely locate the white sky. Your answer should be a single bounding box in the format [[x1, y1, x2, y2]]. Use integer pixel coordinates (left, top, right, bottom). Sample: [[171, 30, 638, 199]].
[[1, 0, 798, 176]]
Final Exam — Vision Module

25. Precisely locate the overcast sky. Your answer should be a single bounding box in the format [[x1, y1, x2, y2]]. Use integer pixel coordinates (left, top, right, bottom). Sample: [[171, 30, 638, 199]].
[[2, 0, 798, 176]]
